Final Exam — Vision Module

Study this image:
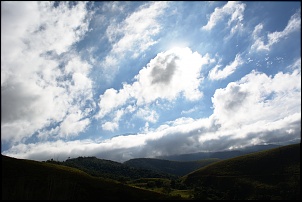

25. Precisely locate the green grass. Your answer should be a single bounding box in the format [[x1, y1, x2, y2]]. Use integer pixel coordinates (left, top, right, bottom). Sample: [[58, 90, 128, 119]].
[[170, 189, 194, 199], [1, 155, 182, 200]]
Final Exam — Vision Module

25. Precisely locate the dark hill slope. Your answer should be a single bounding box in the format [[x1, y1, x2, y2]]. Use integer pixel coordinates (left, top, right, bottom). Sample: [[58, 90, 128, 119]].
[[182, 143, 300, 200], [1, 155, 181, 200], [124, 158, 220, 176]]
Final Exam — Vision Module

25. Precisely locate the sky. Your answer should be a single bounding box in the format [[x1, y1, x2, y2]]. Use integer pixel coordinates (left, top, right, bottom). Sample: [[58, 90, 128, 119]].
[[1, 1, 301, 162]]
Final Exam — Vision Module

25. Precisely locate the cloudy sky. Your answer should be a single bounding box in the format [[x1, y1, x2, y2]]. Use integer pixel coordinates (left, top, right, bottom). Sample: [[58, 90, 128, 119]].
[[1, 1, 301, 162]]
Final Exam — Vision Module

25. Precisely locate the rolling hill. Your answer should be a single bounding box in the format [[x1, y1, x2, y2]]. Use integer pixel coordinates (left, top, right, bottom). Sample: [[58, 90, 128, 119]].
[[1, 155, 181, 200], [182, 143, 300, 200]]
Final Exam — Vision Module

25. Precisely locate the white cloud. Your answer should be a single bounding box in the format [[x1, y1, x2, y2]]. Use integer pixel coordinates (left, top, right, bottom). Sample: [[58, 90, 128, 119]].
[[135, 108, 159, 123], [101, 1, 126, 13], [202, 1, 246, 31], [287, 58, 301, 72], [102, 122, 119, 132], [209, 54, 243, 80], [59, 113, 91, 138], [103, 1, 169, 69], [96, 87, 131, 119], [250, 23, 268, 51], [101, 109, 125, 132], [251, 9, 301, 51], [1, 2, 94, 145], [181, 106, 199, 115], [212, 69, 301, 129], [97, 47, 212, 120]]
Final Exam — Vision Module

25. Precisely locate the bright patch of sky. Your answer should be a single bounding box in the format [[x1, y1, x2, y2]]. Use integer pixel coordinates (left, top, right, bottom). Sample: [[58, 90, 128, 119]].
[[1, 1, 301, 162]]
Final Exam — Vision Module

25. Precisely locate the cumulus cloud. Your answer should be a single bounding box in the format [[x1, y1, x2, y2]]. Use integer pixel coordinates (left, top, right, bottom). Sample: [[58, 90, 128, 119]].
[[5, 59, 300, 162], [202, 1, 246, 31], [209, 54, 243, 80], [96, 47, 213, 127], [212, 69, 301, 129], [251, 9, 301, 51], [1, 2, 94, 145], [103, 1, 169, 69]]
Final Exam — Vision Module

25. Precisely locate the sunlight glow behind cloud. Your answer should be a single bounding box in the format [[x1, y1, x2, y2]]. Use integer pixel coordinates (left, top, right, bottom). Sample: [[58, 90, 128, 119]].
[[96, 47, 213, 131]]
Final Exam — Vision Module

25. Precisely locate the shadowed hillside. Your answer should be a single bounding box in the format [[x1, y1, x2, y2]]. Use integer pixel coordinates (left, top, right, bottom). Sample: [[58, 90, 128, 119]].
[[1, 155, 181, 200], [182, 143, 300, 200]]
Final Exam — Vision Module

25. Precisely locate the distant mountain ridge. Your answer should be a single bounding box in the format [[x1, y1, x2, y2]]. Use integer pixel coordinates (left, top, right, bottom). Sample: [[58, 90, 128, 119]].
[[124, 158, 220, 176], [45, 143, 294, 179], [156, 143, 284, 161]]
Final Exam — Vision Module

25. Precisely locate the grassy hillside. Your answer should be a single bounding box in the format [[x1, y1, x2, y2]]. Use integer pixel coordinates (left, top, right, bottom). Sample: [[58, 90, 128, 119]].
[[182, 143, 300, 200], [1, 155, 181, 200], [124, 158, 220, 176]]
